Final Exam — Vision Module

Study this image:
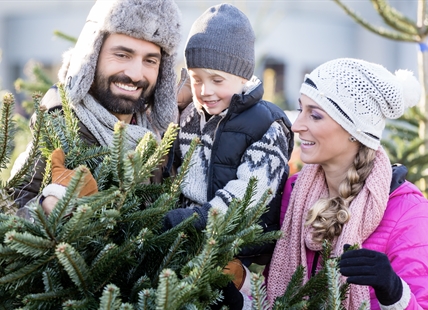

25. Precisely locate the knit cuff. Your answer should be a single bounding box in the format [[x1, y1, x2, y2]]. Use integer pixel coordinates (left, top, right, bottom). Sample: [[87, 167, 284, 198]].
[[42, 184, 67, 201], [242, 292, 252, 310], [240, 265, 252, 297], [209, 196, 229, 214], [379, 278, 411, 310]]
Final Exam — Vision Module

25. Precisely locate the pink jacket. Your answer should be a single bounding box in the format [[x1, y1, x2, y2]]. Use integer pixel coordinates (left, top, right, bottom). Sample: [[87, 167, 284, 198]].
[[280, 175, 428, 309]]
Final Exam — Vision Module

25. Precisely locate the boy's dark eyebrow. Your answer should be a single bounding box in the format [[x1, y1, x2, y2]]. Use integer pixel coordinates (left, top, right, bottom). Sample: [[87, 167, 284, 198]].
[[110, 46, 161, 59]]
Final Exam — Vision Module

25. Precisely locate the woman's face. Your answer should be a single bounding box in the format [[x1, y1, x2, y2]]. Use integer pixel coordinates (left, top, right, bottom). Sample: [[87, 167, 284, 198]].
[[292, 95, 359, 170]]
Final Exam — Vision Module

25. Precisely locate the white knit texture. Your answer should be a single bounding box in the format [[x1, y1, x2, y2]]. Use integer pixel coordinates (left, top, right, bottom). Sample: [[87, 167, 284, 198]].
[[42, 183, 67, 201], [300, 58, 421, 150]]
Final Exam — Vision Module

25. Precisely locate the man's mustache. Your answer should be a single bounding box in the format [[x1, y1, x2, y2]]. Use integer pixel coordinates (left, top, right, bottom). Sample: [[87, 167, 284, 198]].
[[109, 74, 149, 90]]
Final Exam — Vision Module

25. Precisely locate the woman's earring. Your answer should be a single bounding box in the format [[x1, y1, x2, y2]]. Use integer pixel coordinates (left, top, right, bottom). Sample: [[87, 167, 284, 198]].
[[349, 136, 357, 142]]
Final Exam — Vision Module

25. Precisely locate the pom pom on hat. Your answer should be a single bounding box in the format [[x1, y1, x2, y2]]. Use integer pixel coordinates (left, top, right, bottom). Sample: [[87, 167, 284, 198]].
[[395, 69, 421, 109]]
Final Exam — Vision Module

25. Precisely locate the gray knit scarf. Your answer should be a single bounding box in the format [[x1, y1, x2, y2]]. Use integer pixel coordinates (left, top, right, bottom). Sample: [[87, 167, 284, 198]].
[[72, 94, 159, 150]]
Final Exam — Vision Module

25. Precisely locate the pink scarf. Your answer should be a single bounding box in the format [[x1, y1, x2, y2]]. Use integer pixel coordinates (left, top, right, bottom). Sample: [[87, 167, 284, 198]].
[[267, 147, 392, 309]]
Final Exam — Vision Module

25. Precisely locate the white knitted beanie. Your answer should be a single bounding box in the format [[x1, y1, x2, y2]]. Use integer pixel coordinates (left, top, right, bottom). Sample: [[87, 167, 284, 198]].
[[58, 0, 182, 131], [300, 58, 421, 149]]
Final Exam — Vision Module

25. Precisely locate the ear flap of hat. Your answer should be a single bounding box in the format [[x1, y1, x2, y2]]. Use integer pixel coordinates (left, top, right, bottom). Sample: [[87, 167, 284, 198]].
[[59, 0, 113, 104], [151, 52, 178, 131]]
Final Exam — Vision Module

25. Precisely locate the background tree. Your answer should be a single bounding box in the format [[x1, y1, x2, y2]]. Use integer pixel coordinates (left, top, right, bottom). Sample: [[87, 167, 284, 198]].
[[332, 0, 428, 194]]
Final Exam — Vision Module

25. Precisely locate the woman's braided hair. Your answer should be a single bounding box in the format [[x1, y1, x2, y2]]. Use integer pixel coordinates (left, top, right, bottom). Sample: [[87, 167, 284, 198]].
[[305, 144, 376, 242]]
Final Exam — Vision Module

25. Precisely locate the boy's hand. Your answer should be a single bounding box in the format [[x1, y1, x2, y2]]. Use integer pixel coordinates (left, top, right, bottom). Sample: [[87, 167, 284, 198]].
[[339, 246, 403, 306], [162, 204, 210, 231]]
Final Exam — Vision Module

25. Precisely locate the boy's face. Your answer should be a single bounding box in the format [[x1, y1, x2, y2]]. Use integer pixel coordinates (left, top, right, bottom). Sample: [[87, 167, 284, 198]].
[[188, 68, 246, 115]]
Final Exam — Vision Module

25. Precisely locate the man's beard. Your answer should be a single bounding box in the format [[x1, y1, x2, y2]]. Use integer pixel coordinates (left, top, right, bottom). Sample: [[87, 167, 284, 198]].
[[90, 73, 156, 115]]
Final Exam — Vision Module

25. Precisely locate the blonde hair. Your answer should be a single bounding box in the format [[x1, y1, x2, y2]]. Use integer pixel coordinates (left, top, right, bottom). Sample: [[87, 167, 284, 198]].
[[200, 68, 247, 84], [305, 144, 377, 242]]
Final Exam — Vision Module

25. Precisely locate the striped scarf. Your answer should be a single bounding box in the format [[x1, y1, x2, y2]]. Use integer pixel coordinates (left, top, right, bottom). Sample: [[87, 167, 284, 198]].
[[71, 94, 161, 149]]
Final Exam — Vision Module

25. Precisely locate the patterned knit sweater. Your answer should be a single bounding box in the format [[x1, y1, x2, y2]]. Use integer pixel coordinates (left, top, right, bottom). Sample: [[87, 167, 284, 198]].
[[177, 78, 290, 216]]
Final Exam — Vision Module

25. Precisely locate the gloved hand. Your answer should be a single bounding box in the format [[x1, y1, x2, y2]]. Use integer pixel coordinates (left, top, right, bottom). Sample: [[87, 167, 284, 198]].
[[46, 148, 98, 198], [211, 282, 244, 310], [223, 259, 246, 290], [339, 245, 403, 306], [162, 203, 210, 231]]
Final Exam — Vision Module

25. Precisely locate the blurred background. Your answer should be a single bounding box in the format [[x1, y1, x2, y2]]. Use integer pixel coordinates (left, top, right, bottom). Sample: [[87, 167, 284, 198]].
[[0, 0, 418, 111], [0, 0, 425, 191]]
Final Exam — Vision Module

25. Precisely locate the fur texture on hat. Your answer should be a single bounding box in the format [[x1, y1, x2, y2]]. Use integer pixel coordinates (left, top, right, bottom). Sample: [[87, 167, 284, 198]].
[[58, 0, 182, 131], [300, 58, 421, 149], [185, 3, 255, 80]]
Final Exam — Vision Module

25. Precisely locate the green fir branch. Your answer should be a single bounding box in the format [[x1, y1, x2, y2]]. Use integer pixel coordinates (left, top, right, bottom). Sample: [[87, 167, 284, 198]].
[[135, 132, 158, 165], [57, 83, 80, 153], [4, 230, 53, 258], [153, 233, 186, 286], [42, 268, 63, 292], [57, 205, 94, 242], [0, 244, 21, 264], [91, 240, 139, 294], [55, 243, 93, 294], [62, 297, 98, 309], [137, 124, 178, 183], [325, 259, 345, 310], [168, 137, 199, 200], [138, 289, 157, 310], [29, 201, 56, 240], [23, 288, 74, 308], [48, 166, 90, 233], [251, 273, 269, 310], [98, 284, 122, 310], [121, 150, 137, 192], [111, 121, 127, 185], [6, 93, 45, 189], [155, 269, 180, 310], [0, 93, 16, 172], [0, 255, 53, 288], [129, 275, 151, 303]]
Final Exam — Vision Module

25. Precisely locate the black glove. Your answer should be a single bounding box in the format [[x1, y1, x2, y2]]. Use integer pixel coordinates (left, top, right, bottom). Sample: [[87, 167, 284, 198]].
[[211, 282, 244, 310], [339, 246, 403, 306], [162, 204, 210, 231]]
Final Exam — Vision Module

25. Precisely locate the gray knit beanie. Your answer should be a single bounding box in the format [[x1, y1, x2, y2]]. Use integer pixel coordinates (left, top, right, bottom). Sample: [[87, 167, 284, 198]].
[[300, 58, 421, 150], [58, 0, 182, 131], [185, 3, 255, 80]]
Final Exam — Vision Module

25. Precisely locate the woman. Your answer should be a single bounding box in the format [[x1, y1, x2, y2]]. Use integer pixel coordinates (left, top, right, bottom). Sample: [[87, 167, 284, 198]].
[[267, 58, 428, 309]]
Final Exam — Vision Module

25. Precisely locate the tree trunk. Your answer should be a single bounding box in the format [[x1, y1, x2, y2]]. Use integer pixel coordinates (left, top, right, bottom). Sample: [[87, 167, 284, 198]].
[[417, 0, 428, 192]]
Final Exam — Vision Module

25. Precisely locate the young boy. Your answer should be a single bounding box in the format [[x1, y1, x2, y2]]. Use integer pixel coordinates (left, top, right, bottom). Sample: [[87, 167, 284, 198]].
[[163, 3, 294, 308]]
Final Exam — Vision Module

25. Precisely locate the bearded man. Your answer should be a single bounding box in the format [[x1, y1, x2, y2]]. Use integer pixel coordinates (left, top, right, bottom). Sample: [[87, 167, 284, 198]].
[[11, 0, 183, 217]]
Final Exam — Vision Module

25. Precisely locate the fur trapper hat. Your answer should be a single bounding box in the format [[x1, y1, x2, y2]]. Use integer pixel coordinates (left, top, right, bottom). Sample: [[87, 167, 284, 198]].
[[58, 0, 182, 131], [300, 58, 421, 149]]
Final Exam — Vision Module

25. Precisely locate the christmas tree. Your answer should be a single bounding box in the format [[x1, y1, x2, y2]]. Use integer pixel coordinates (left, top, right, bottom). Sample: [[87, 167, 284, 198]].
[[0, 87, 363, 309], [0, 85, 281, 309]]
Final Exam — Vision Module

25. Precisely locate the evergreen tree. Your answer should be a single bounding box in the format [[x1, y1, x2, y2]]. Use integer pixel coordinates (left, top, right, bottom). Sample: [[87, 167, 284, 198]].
[[0, 87, 363, 309], [0, 87, 281, 309]]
